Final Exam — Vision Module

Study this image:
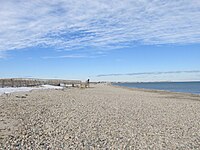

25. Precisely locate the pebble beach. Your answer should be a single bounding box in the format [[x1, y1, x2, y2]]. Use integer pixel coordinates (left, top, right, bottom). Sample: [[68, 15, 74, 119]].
[[0, 84, 200, 149]]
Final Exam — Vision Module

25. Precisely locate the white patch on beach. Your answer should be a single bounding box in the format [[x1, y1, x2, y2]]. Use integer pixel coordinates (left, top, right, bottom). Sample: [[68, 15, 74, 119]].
[[0, 85, 63, 95]]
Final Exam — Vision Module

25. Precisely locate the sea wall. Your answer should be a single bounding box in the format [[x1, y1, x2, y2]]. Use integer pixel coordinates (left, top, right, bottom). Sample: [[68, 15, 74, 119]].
[[0, 78, 81, 87]]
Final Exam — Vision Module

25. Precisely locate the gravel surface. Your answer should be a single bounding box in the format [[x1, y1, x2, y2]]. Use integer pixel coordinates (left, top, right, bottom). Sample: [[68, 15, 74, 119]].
[[0, 84, 200, 149]]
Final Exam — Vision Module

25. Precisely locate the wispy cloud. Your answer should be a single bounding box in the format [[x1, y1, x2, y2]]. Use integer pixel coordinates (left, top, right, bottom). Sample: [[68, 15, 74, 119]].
[[0, 53, 3, 59], [0, 0, 200, 53], [0, 51, 6, 59], [97, 70, 200, 77], [42, 54, 92, 59]]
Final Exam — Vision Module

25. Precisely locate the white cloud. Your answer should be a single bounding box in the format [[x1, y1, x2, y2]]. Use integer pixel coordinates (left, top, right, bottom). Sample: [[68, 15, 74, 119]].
[[0, 0, 200, 53], [94, 70, 200, 82]]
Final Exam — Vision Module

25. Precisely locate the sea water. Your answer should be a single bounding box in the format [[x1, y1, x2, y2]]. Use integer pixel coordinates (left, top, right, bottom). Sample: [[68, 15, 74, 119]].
[[113, 82, 200, 95]]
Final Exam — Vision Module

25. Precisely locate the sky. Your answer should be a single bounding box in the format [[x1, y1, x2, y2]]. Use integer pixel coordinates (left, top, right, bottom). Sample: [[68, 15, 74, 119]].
[[0, 0, 200, 82]]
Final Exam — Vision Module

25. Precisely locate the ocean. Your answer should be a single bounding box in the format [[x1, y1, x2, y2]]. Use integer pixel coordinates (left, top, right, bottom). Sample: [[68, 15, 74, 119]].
[[113, 82, 200, 95]]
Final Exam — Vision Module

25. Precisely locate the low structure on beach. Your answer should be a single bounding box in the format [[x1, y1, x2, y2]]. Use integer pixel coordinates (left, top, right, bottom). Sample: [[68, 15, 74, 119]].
[[0, 78, 82, 88]]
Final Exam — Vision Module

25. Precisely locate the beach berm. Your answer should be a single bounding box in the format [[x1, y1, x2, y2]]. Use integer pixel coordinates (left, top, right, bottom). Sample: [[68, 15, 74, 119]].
[[0, 84, 200, 149]]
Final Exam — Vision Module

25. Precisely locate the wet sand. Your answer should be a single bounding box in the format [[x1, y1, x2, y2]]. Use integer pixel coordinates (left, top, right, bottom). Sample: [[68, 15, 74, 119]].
[[0, 84, 200, 149]]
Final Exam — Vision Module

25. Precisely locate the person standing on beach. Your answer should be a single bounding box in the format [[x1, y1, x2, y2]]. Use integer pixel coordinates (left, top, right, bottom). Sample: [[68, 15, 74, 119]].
[[87, 79, 90, 87]]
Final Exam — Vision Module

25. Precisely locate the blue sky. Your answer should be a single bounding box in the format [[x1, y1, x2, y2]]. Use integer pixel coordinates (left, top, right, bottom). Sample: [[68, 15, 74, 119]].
[[0, 0, 200, 82]]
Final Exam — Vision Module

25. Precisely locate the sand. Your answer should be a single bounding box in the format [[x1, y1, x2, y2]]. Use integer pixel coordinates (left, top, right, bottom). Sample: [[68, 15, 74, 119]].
[[0, 84, 200, 149]]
